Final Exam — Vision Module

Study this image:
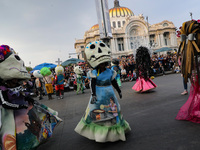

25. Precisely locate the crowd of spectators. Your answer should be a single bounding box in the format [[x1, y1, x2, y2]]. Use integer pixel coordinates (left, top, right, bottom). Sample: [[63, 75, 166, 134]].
[[24, 52, 179, 99]]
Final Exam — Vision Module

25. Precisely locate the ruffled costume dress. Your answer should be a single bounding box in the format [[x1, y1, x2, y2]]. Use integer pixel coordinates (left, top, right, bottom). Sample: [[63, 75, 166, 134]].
[[0, 86, 62, 150], [176, 75, 200, 123], [75, 68, 130, 142], [132, 76, 157, 92]]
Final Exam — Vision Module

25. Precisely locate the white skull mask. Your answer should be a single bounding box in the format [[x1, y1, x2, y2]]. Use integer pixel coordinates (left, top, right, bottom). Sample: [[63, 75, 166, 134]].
[[74, 66, 83, 75], [0, 53, 30, 81], [33, 70, 43, 78], [55, 65, 64, 75], [85, 41, 111, 68]]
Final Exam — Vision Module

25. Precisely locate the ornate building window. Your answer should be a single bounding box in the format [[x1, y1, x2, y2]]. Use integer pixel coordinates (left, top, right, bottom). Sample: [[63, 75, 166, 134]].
[[81, 51, 84, 58], [163, 23, 168, 27], [113, 21, 116, 28], [118, 44, 121, 51], [123, 21, 125, 26], [163, 32, 170, 46], [117, 38, 124, 51], [118, 21, 121, 28], [131, 42, 133, 49], [150, 34, 155, 47]]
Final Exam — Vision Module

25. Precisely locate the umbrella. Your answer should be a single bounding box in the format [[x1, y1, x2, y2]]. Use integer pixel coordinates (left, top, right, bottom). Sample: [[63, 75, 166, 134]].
[[61, 58, 84, 66], [32, 63, 57, 71], [154, 47, 173, 53]]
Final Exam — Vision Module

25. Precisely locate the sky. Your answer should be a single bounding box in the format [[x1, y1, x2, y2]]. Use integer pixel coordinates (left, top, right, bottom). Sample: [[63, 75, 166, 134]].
[[0, 0, 199, 68]]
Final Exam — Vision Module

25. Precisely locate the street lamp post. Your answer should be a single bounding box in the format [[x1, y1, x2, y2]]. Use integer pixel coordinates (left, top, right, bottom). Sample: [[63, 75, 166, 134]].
[[95, 0, 112, 45], [190, 12, 193, 20]]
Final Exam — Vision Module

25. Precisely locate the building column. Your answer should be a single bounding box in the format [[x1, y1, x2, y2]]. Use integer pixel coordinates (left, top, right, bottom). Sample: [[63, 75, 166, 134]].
[[124, 37, 128, 51], [111, 38, 116, 53], [160, 33, 165, 47], [157, 34, 161, 47], [172, 32, 177, 46]]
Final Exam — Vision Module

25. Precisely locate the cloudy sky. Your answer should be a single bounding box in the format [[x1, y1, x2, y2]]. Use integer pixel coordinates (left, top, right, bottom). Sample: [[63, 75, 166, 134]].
[[0, 0, 199, 68]]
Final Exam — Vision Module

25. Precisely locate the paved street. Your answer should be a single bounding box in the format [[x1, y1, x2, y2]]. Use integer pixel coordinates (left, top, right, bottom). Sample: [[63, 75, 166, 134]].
[[37, 73, 200, 150]]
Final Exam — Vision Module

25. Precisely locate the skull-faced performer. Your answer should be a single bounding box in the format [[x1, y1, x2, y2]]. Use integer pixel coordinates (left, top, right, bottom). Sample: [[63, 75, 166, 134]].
[[132, 46, 157, 92], [54, 65, 65, 99], [74, 41, 131, 142], [74, 66, 84, 94], [111, 58, 121, 87], [0, 45, 62, 150], [176, 20, 200, 123]]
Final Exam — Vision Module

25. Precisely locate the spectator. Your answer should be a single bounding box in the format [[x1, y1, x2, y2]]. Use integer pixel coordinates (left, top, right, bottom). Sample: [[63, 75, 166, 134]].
[[121, 67, 127, 81], [127, 70, 133, 81], [159, 61, 165, 75]]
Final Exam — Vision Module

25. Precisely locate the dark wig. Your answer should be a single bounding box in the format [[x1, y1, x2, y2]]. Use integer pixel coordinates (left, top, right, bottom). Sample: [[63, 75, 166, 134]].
[[135, 46, 151, 79]]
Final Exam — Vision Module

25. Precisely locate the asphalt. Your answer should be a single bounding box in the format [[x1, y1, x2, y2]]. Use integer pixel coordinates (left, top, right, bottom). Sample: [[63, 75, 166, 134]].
[[36, 73, 200, 150]]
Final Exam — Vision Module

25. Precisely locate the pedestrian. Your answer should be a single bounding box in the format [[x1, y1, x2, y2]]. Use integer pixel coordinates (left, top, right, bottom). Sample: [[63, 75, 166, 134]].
[[33, 70, 44, 100], [159, 61, 165, 75], [176, 20, 200, 123], [75, 41, 131, 142], [40, 67, 54, 100], [180, 74, 188, 95], [0, 45, 62, 150], [178, 56, 188, 95], [132, 46, 157, 92]]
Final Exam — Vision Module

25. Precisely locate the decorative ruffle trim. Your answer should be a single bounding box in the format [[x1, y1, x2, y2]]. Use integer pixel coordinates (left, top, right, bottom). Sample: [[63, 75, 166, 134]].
[[74, 118, 131, 142]]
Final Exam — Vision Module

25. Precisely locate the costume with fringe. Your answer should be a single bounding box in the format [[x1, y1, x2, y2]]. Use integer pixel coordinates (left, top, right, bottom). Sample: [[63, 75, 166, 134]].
[[176, 20, 200, 123]]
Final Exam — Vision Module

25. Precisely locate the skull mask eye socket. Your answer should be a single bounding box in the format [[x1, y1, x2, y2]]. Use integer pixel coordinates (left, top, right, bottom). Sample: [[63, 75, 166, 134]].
[[14, 55, 21, 61], [90, 44, 95, 49], [99, 43, 105, 47]]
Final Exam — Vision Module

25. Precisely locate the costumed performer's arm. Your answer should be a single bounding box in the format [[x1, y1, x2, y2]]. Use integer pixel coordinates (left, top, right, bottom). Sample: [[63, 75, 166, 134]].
[[111, 70, 122, 99], [0, 90, 28, 109], [89, 71, 97, 104]]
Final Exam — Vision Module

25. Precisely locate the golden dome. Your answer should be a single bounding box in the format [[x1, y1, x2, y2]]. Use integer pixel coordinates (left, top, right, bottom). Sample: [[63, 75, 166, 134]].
[[110, 0, 134, 18], [90, 24, 99, 30], [109, 7, 134, 18], [90, 1, 134, 29]]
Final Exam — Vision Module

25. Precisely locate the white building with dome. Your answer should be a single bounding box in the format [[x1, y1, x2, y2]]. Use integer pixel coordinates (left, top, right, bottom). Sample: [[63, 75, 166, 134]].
[[74, 0, 178, 60]]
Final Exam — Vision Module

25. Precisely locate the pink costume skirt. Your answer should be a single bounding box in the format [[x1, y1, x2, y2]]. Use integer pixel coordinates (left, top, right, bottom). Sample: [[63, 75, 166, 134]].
[[176, 77, 200, 123], [132, 77, 157, 92]]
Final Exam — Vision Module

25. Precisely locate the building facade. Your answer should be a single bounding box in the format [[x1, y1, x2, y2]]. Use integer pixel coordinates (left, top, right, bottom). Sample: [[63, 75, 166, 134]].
[[74, 0, 178, 60]]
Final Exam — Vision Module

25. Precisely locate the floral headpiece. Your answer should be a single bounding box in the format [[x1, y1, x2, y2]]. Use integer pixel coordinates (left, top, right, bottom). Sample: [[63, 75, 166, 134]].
[[0, 45, 11, 61]]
